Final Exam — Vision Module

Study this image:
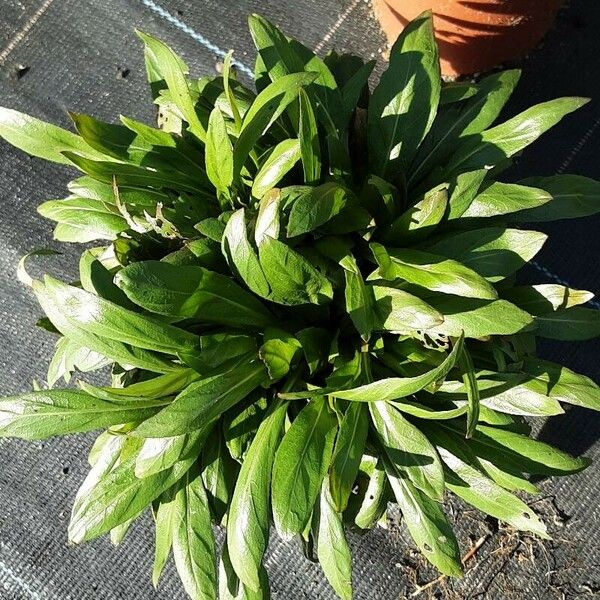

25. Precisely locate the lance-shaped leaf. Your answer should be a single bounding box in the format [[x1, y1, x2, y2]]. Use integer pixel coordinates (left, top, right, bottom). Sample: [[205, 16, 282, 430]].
[[233, 72, 318, 178], [115, 260, 272, 328], [329, 402, 368, 512], [500, 284, 594, 315], [370, 401, 445, 500], [152, 485, 178, 587], [0, 106, 108, 165], [331, 334, 463, 402], [352, 457, 389, 530], [259, 236, 333, 305], [443, 97, 589, 178], [133, 359, 267, 438], [298, 89, 321, 184], [384, 457, 462, 577], [368, 11, 441, 177], [422, 227, 547, 282], [371, 245, 497, 300], [259, 328, 302, 381], [272, 397, 337, 539], [340, 254, 376, 342], [535, 307, 600, 341], [206, 106, 234, 201], [252, 138, 301, 199], [172, 470, 218, 600], [222, 208, 271, 298], [0, 389, 168, 441], [228, 401, 287, 591], [220, 539, 270, 600], [516, 174, 600, 221], [314, 482, 353, 600], [136, 31, 206, 141]]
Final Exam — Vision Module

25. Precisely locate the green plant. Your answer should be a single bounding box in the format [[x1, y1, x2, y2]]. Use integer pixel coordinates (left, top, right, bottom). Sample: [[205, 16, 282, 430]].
[[0, 10, 599, 599]]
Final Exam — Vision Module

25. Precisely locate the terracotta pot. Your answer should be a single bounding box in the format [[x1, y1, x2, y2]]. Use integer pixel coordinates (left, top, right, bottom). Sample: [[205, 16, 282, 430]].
[[374, 0, 563, 76]]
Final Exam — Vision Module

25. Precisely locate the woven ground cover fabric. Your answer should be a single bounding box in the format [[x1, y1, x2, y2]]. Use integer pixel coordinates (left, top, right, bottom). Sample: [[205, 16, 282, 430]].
[[0, 1, 598, 598]]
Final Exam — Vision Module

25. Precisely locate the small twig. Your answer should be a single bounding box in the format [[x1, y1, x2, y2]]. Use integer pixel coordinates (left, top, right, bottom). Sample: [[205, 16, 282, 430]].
[[410, 534, 490, 598]]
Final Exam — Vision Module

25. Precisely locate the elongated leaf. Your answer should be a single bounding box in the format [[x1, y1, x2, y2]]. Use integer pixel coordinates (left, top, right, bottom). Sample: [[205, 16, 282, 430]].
[[329, 402, 368, 511], [219, 540, 270, 600], [134, 358, 267, 438], [381, 184, 447, 244], [315, 482, 353, 600], [136, 31, 206, 141], [152, 485, 178, 587], [228, 401, 287, 591], [172, 470, 217, 600], [372, 284, 444, 333], [368, 12, 441, 177], [371, 401, 445, 500], [252, 139, 301, 199], [298, 89, 321, 184], [259, 236, 333, 305], [422, 227, 547, 282], [0, 106, 108, 164], [340, 254, 376, 342], [259, 328, 301, 381], [206, 107, 234, 200], [353, 457, 389, 529], [234, 72, 317, 178], [0, 389, 167, 440], [535, 307, 600, 341], [272, 397, 337, 539], [332, 334, 463, 401], [372, 245, 497, 300], [443, 97, 588, 178], [222, 209, 271, 298], [460, 182, 551, 219], [501, 284, 594, 315], [384, 458, 462, 577], [223, 392, 268, 462], [458, 347, 480, 438], [115, 260, 272, 328]]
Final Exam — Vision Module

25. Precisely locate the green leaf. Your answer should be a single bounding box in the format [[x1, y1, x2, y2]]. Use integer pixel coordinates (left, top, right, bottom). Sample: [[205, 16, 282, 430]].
[[423, 295, 534, 338], [443, 97, 589, 178], [381, 184, 447, 244], [410, 70, 521, 186], [219, 540, 270, 600], [223, 392, 268, 462], [222, 209, 271, 298], [340, 254, 376, 342], [353, 457, 389, 529], [0, 106, 107, 165], [252, 139, 301, 199], [0, 389, 167, 440], [371, 284, 444, 333], [422, 227, 547, 282], [206, 107, 234, 201], [287, 182, 354, 238], [233, 72, 317, 179], [535, 307, 600, 341], [368, 12, 441, 177], [315, 482, 353, 600], [172, 470, 218, 600], [133, 358, 267, 438], [383, 457, 462, 577], [258, 236, 333, 305], [459, 182, 551, 220], [371, 401, 445, 500], [136, 31, 207, 141], [298, 89, 321, 184], [69, 452, 196, 544], [521, 357, 600, 411], [445, 169, 488, 220], [372, 245, 497, 300], [329, 402, 368, 512], [152, 485, 178, 587], [259, 328, 301, 380], [228, 401, 287, 591], [272, 397, 337, 539], [516, 175, 600, 221], [115, 261, 272, 328], [36, 275, 200, 355], [500, 284, 594, 315], [458, 346, 480, 438], [332, 334, 463, 401]]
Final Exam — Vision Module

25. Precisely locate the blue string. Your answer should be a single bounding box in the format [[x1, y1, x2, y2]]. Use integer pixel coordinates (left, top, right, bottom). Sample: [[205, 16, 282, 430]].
[[138, 0, 254, 79]]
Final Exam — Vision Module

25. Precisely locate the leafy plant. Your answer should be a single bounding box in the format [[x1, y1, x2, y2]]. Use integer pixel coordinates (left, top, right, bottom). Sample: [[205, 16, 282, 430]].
[[0, 11, 599, 599]]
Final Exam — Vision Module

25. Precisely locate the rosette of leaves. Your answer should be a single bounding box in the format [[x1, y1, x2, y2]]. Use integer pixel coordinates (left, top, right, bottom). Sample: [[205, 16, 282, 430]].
[[0, 11, 599, 600]]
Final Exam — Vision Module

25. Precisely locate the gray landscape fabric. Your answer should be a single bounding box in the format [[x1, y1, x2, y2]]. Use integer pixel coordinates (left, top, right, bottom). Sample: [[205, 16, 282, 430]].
[[0, 1, 598, 598]]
